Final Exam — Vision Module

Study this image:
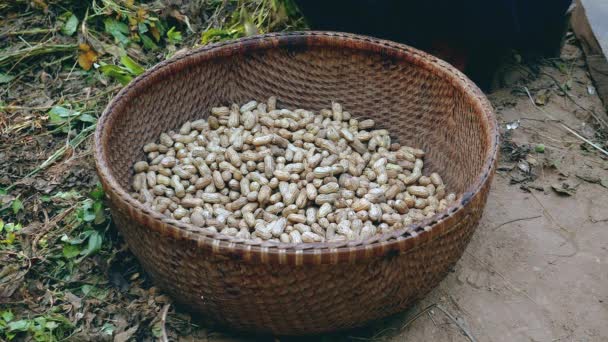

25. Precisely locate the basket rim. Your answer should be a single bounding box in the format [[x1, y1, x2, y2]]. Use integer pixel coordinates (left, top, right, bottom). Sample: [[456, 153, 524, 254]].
[[94, 31, 499, 265]]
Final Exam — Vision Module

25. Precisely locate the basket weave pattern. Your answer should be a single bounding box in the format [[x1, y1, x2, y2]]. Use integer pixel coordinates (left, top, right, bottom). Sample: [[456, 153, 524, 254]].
[[95, 32, 498, 334]]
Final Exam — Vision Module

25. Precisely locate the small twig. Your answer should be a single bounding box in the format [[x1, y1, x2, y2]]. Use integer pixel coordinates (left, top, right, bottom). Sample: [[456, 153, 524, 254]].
[[523, 87, 608, 157], [518, 117, 562, 123], [428, 310, 438, 328], [401, 303, 478, 342], [492, 215, 542, 231], [159, 303, 170, 342], [0, 28, 57, 38], [17, 36, 33, 48], [433, 305, 478, 342], [6, 123, 96, 191], [0, 104, 55, 111], [0, 43, 78, 69], [519, 126, 579, 145], [32, 206, 77, 256], [64, 59, 79, 81], [401, 304, 436, 330], [540, 71, 608, 129], [349, 327, 398, 341]]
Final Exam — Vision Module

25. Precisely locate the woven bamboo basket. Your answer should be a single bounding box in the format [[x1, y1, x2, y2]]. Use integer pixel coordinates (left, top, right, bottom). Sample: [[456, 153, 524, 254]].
[[94, 32, 498, 335]]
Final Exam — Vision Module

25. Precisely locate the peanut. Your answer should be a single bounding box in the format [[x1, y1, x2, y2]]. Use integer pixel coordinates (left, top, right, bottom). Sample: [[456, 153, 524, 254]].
[[131, 98, 456, 243]]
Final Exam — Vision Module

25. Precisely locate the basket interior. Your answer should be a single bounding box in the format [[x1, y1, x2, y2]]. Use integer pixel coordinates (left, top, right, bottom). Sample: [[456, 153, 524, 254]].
[[102, 45, 491, 197]]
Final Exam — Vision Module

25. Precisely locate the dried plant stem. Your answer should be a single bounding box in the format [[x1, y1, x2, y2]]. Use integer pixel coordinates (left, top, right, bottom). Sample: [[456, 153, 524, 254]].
[[159, 304, 170, 342], [401, 303, 478, 342], [0, 28, 57, 38], [523, 87, 608, 157], [0, 43, 77, 68]]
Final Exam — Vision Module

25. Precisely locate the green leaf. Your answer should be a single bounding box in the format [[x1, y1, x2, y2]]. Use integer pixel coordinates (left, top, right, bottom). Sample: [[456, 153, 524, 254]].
[[93, 201, 106, 225], [155, 20, 166, 36], [201, 28, 238, 44], [120, 55, 144, 76], [101, 323, 115, 335], [45, 321, 59, 330], [81, 201, 96, 222], [80, 284, 93, 296], [4, 223, 21, 233], [138, 22, 148, 34], [11, 198, 23, 214], [62, 244, 81, 258], [48, 106, 81, 130], [3, 232, 16, 245], [52, 190, 81, 201], [167, 26, 182, 44], [81, 231, 102, 256], [0, 73, 15, 84], [151, 322, 162, 337], [90, 184, 104, 201], [80, 284, 108, 300], [8, 320, 30, 332], [49, 106, 78, 118], [77, 113, 97, 123], [140, 34, 159, 50], [1, 310, 14, 322], [75, 231, 94, 243], [33, 316, 46, 327], [61, 13, 79, 36], [48, 113, 66, 126], [104, 19, 130, 45], [0, 220, 4, 233], [98, 64, 133, 85]]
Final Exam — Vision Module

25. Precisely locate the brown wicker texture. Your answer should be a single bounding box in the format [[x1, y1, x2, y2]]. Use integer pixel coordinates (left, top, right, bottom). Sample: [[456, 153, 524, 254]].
[[94, 32, 498, 335]]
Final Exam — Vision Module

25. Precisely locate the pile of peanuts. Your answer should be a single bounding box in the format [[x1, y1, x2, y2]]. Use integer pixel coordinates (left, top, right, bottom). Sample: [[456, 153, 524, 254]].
[[131, 97, 456, 243]]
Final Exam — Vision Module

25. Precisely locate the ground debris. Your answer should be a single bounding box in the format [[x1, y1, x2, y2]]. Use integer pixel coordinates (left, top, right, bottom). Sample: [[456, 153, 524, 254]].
[[576, 169, 602, 183], [501, 133, 532, 162], [551, 182, 577, 196]]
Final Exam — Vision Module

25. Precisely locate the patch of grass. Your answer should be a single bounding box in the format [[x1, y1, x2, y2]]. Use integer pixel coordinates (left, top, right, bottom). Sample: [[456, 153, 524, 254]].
[[201, 0, 305, 44], [0, 310, 73, 341]]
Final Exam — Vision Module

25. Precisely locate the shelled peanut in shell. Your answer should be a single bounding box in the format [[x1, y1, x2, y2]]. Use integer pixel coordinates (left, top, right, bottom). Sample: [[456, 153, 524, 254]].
[[131, 97, 456, 243]]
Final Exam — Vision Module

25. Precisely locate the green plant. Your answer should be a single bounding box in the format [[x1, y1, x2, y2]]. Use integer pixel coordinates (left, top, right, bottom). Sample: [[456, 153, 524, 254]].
[[97, 54, 145, 85], [0, 310, 73, 341], [47, 105, 97, 133], [59, 184, 107, 263], [0, 221, 22, 245], [201, 0, 305, 44]]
